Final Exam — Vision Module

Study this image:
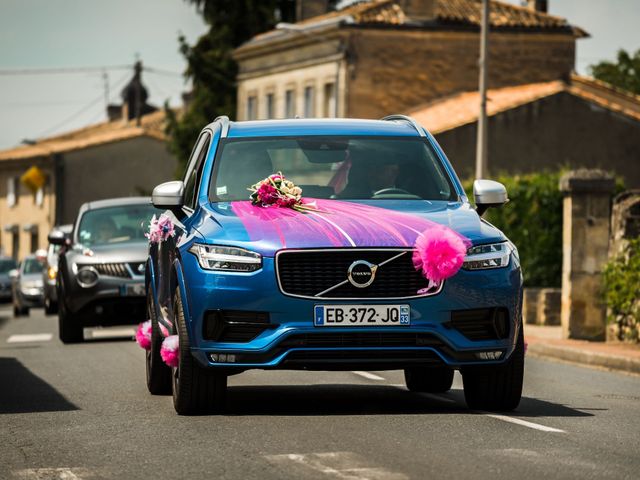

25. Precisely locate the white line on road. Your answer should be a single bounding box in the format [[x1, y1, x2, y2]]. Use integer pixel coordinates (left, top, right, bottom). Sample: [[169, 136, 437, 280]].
[[7, 333, 52, 343], [13, 467, 90, 479], [485, 413, 566, 433], [352, 371, 386, 381], [265, 452, 408, 480], [84, 327, 135, 339]]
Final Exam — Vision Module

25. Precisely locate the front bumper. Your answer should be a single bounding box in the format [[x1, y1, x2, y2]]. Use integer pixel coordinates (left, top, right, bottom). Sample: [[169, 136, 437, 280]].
[[180, 253, 523, 371]]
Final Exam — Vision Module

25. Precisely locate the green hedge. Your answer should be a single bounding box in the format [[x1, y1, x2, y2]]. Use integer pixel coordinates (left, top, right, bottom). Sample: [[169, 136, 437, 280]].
[[464, 171, 563, 287], [603, 238, 640, 343]]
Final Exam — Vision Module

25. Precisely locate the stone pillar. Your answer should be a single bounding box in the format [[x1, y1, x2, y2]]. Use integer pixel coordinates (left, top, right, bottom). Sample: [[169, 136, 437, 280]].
[[559, 170, 615, 340]]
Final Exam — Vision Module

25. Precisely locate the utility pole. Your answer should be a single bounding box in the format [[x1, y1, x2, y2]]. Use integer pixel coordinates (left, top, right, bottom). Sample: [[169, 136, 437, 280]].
[[475, 0, 489, 179], [102, 69, 109, 119]]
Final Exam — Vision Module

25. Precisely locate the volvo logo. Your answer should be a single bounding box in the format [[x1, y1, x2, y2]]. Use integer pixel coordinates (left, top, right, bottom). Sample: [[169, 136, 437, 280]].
[[347, 260, 378, 288]]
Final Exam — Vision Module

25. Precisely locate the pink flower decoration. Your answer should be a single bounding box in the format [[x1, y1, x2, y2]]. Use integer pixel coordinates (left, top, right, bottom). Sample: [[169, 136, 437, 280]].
[[160, 335, 180, 367], [135, 320, 152, 350], [412, 225, 470, 283], [146, 214, 176, 244]]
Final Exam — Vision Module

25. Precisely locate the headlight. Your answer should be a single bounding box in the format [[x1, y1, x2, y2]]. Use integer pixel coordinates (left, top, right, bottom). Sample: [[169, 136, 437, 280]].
[[189, 244, 262, 272], [77, 267, 99, 288], [463, 242, 513, 270]]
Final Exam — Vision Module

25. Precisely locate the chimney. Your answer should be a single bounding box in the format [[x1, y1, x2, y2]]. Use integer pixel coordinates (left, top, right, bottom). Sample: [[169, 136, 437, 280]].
[[526, 0, 548, 13], [398, 0, 437, 22], [296, 0, 330, 21]]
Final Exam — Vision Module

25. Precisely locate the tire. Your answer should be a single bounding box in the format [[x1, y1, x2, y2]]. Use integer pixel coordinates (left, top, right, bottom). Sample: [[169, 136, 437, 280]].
[[461, 327, 525, 412], [44, 298, 58, 315], [57, 279, 83, 344], [146, 290, 171, 395], [22, 307, 30, 316], [172, 287, 227, 415], [404, 367, 454, 393]]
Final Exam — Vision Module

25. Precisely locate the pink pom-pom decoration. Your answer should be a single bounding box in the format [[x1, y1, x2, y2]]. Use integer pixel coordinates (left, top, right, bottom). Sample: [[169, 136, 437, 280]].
[[412, 225, 470, 283], [160, 335, 180, 368], [135, 320, 152, 350]]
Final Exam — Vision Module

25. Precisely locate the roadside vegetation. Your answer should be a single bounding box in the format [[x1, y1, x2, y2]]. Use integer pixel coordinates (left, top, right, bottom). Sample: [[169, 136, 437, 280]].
[[603, 238, 640, 343]]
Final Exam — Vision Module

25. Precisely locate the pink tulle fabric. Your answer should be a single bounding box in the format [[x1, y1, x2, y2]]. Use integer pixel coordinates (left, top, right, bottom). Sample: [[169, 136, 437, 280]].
[[160, 335, 180, 368], [146, 214, 176, 244], [412, 225, 470, 283], [135, 320, 152, 350]]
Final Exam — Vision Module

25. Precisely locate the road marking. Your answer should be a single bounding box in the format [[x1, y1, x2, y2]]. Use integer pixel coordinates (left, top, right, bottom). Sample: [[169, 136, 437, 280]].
[[13, 467, 90, 479], [485, 413, 566, 433], [7, 333, 52, 344], [265, 452, 408, 480], [352, 371, 385, 381], [84, 327, 135, 339]]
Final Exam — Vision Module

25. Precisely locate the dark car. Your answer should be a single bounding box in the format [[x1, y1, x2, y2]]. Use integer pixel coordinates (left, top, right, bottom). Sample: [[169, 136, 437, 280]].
[[43, 224, 73, 315], [11, 254, 45, 316], [52, 197, 160, 343], [0, 256, 18, 302]]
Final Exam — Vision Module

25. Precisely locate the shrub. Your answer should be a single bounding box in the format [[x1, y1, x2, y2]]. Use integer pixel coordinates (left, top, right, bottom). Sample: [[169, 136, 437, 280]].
[[603, 238, 640, 343], [464, 171, 563, 287]]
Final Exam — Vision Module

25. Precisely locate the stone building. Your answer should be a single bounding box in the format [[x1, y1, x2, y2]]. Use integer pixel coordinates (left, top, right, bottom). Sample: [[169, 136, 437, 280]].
[[0, 69, 177, 260], [233, 0, 586, 121], [409, 74, 640, 187]]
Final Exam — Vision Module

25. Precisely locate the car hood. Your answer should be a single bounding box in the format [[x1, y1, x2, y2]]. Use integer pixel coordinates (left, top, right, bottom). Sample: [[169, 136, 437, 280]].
[[197, 200, 505, 257], [19, 273, 43, 285], [71, 241, 149, 264]]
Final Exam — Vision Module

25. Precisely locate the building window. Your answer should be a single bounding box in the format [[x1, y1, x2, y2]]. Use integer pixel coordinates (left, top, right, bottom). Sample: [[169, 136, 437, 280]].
[[30, 230, 39, 253], [285, 89, 295, 118], [247, 95, 257, 120], [304, 85, 315, 118], [323, 82, 336, 117], [265, 93, 275, 119], [7, 177, 18, 207]]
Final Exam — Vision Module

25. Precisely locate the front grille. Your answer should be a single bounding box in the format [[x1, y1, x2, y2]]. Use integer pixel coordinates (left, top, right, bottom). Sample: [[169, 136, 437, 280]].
[[277, 249, 437, 299], [93, 263, 130, 278], [450, 308, 511, 341]]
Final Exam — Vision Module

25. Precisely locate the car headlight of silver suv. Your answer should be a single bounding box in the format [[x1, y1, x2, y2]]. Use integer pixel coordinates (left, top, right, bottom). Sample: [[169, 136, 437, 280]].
[[463, 242, 514, 270], [189, 244, 262, 272]]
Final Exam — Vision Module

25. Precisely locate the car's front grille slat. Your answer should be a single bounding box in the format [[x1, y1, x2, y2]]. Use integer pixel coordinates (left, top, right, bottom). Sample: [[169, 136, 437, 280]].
[[277, 249, 438, 299], [90, 263, 131, 279]]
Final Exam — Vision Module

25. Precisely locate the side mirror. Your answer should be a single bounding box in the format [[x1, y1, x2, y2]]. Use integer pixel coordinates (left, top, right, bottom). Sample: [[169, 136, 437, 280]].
[[8, 269, 19, 280], [48, 229, 67, 246], [152, 181, 185, 214], [473, 179, 508, 216]]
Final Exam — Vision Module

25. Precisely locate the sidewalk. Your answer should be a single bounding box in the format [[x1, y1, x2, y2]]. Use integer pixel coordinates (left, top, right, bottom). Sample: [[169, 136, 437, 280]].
[[525, 325, 640, 375]]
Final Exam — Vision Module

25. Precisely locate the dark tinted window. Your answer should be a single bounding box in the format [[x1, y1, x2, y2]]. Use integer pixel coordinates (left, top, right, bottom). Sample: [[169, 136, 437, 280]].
[[77, 204, 160, 246], [183, 133, 211, 209], [209, 136, 456, 202], [0, 259, 17, 273], [23, 258, 44, 274]]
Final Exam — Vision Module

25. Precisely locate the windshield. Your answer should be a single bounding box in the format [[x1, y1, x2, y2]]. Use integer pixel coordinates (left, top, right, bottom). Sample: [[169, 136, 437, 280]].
[[209, 137, 456, 202], [22, 258, 44, 274], [0, 259, 17, 273], [77, 204, 159, 247]]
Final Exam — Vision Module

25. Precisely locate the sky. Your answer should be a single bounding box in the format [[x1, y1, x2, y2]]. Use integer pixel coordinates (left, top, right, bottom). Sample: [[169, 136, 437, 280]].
[[0, 0, 638, 149]]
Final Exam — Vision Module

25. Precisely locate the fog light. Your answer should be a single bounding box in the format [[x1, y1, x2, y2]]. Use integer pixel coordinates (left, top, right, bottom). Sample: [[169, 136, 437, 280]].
[[77, 267, 99, 288], [476, 351, 503, 360]]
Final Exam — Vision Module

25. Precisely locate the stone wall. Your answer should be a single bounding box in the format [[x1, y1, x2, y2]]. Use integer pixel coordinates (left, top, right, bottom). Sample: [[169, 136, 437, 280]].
[[346, 29, 575, 118]]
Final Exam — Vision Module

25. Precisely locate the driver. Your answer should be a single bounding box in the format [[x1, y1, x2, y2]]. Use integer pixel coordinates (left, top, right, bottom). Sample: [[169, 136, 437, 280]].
[[93, 217, 117, 244], [368, 161, 400, 193]]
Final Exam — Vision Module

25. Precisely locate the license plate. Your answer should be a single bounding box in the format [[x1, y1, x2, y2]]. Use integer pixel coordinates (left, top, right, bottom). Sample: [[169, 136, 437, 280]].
[[314, 305, 410, 327], [120, 283, 145, 297]]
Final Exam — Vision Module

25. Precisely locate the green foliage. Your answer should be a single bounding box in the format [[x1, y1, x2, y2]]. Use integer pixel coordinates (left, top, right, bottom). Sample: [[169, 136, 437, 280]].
[[166, 0, 298, 174], [603, 238, 640, 343], [588, 48, 640, 95], [464, 171, 564, 287]]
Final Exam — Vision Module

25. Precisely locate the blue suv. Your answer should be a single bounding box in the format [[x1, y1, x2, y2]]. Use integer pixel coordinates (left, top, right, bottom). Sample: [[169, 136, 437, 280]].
[[146, 115, 524, 415]]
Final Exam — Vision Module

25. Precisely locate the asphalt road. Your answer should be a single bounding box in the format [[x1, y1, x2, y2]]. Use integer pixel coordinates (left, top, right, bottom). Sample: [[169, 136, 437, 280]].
[[1, 305, 639, 480]]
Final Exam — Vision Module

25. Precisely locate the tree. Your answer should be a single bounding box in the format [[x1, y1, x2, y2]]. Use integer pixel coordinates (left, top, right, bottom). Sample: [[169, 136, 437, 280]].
[[589, 48, 640, 95], [166, 0, 298, 173]]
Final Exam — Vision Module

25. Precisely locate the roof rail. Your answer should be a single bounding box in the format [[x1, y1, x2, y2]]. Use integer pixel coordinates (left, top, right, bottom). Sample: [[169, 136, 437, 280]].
[[214, 115, 230, 138], [381, 114, 425, 137]]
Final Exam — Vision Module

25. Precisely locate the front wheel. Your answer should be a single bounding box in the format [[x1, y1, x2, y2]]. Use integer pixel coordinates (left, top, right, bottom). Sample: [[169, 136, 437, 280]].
[[44, 297, 58, 315], [461, 327, 525, 411], [172, 287, 227, 415], [404, 367, 454, 393], [57, 279, 83, 344]]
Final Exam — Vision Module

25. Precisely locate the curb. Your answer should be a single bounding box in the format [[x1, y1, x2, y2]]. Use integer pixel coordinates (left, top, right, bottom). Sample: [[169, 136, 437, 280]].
[[527, 342, 640, 375]]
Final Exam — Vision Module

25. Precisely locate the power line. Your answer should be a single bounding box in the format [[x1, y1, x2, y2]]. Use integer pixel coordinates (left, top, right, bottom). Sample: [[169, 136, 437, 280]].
[[143, 66, 183, 77], [0, 65, 132, 76]]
